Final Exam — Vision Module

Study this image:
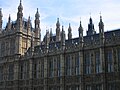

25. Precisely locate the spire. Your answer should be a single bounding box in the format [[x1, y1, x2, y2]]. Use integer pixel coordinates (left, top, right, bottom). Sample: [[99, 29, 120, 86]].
[[78, 20, 83, 32], [89, 17, 93, 24], [27, 16, 31, 28], [35, 8, 40, 19], [50, 28, 53, 42], [99, 15, 104, 26], [62, 26, 64, 32], [56, 18, 61, 41], [78, 20, 83, 44], [68, 23, 72, 31], [50, 28, 53, 37], [34, 8, 41, 46], [8, 14, 11, 23], [99, 14, 104, 45], [87, 16, 96, 36], [61, 26, 65, 48], [28, 16, 30, 22], [99, 14, 104, 33], [78, 21, 83, 34], [68, 23, 72, 40], [18, 0, 23, 11], [45, 30, 50, 53], [35, 8, 40, 28], [7, 14, 11, 30], [0, 8, 2, 17], [99, 12, 102, 22], [17, 0, 23, 19], [56, 18, 60, 27], [0, 8, 3, 30], [100, 15, 102, 22]]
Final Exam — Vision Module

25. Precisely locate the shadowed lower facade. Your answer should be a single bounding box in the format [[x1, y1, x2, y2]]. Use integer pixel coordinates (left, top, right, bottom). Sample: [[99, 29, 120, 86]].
[[0, 1, 120, 90]]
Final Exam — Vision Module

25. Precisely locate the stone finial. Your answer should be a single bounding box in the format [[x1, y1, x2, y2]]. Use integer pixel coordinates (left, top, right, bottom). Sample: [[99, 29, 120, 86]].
[[68, 23, 72, 31], [0, 8, 3, 17], [68, 23, 72, 40], [8, 14, 11, 22], [35, 8, 40, 19], [56, 18, 60, 27], [18, 0, 23, 10]]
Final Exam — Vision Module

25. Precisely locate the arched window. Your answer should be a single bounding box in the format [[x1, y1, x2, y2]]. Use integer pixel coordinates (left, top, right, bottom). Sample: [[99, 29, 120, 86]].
[[84, 53, 91, 74]]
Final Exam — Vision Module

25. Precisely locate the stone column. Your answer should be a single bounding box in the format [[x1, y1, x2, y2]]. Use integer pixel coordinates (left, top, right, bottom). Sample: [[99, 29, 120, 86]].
[[44, 55, 48, 90], [60, 52, 65, 90], [15, 34, 22, 55], [14, 61, 19, 90], [100, 47, 106, 90], [79, 50, 84, 90], [29, 58, 33, 90]]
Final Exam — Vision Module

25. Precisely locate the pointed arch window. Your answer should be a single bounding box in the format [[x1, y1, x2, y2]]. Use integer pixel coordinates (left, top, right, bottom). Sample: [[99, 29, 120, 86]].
[[40, 60, 44, 78], [95, 52, 102, 73], [8, 64, 14, 80], [106, 50, 113, 72], [49, 59, 54, 77], [33, 62, 38, 79], [84, 53, 91, 74], [56, 57, 61, 77], [66, 55, 72, 76], [75, 53, 80, 75]]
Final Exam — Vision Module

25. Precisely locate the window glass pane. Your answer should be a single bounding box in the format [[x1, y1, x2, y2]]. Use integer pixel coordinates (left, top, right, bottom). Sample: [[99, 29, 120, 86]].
[[49, 58, 54, 77], [57, 58, 61, 77], [96, 84, 102, 90], [8, 64, 14, 80], [84, 53, 91, 74], [95, 52, 101, 73], [107, 51, 113, 72], [75, 53, 80, 75], [66, 55, 71, 76], [40, 60, 44, 78], [86, 85, 91, 90]]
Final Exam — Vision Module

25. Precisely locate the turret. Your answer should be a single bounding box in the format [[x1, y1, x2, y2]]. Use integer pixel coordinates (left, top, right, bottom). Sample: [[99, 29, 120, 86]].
[[27, 16, 31, 33], [30, 33, 34, 56], [34, 8, 41, 46], [0, 8, 3, 32], [15, 0, 23, 55], [45, 30, 50, 53], [87, 17, 96, 36], [56, 18, 61, 41], [50, 28, 53, 42], [17, 0, 23, 32], [99, 15, 104, 34], [61, 26, 65, 50], [78, 20, 84, 46], [17, 0, 23, 19], [35, 8, 40, 28], [68, 23, 72, 40], [7, 14, 11, 30], [26, 16, 31, 50], [99, 15, 104, 45]]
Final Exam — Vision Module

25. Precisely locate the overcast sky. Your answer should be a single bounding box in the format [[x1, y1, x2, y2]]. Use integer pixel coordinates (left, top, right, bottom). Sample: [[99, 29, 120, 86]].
[[0, 0, 120, 39]]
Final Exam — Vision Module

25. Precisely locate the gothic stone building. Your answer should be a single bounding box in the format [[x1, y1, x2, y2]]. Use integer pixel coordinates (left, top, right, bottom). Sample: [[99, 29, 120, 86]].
[[0, 1, 120, 90]]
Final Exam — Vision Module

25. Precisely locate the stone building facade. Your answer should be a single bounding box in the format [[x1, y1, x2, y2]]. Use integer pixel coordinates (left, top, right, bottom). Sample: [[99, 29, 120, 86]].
[[0, 1, 120, 90]]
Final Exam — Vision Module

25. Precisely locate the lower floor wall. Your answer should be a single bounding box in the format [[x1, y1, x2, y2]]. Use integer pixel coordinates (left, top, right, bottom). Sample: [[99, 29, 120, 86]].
[[0, 83, 120, 90], [0, 73, 120, 90]]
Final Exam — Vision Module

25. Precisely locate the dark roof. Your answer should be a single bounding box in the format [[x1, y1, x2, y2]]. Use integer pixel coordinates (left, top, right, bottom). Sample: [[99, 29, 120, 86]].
[[26, 29, 120, 55]]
